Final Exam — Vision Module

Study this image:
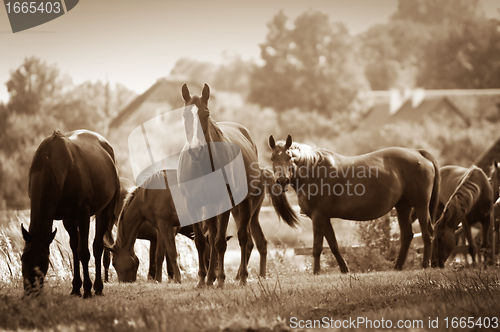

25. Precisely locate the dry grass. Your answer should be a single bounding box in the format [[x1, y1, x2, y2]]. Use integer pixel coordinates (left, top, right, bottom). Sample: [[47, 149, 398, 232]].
[[1, 212, 500, 331]]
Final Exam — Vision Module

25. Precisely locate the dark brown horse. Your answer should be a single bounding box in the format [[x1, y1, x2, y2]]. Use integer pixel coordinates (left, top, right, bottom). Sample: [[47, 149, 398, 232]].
[[432, 166, 493, 268], [268, 135, 440, 272], [103, 177, 194, 282], [179, 84, 298, 288], [22, 130, 120, 298]]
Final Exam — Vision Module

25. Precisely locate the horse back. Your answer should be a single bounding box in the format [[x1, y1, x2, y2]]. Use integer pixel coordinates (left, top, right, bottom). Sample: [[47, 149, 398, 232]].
[[57, 130, 119, 218]]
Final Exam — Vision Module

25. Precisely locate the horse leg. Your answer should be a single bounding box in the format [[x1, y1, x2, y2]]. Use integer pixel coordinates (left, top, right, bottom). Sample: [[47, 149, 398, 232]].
[[234, 200, 251, 286], [215, 211, 230, 288], [103, 228, 113, 283], [311, 213, 326, 274], [324, 219, 349, 273], [205, 217, 218, 287], [77, 214, 92, 298], [414, 205, 432, 269], [250, 212, 267, 278], [155, 232, 167, 282], [63, 219, 82, 296], [94, 204, 113, 296], [193, 221, 207, 288], [463, 218, 477, 264], [394, 201, 413, 270], [149, 238, 157, 281], [157, 220, 180, 283]]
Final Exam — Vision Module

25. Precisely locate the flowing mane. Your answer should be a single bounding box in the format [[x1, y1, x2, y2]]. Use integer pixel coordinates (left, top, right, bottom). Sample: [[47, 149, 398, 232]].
[[439, 166, 481, 228], [288, 142, 336, 169]]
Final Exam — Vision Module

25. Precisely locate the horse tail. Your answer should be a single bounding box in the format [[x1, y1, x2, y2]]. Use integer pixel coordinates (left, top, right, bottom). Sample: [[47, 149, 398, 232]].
[[261, 167, 300, 228], [419, 150, 441, 229]]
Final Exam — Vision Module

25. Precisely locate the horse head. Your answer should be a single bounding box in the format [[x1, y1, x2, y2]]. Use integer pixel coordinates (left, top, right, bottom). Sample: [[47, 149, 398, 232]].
[[269, 135, 294, 192], [181, 84, 211, 161], [431, 215, 456, 268], [21, 224, 57, 296], [108, 245, 139, 283]]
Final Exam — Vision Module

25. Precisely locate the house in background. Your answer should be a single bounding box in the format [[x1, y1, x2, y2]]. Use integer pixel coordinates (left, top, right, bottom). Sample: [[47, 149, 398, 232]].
[[358, 89, 471, 130]]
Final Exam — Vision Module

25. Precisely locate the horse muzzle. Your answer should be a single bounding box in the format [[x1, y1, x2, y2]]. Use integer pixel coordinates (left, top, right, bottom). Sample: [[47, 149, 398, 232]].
[[276, 177, 290, 192], [188, 145, 205, 161]]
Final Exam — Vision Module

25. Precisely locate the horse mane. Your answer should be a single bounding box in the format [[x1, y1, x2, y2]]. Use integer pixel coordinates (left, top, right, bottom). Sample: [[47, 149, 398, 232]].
[[439, 166, 481, 228], [288, 142, 335, 169]]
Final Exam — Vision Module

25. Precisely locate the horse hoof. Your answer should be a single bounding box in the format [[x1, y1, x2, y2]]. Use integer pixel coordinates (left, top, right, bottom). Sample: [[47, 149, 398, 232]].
[[196, 281, 206, 289], [70, 291, 82, 297], [95, 290, 104, 296], [83, 293, 92, 299], [239, 279, 247, 286], [340, 268, 349, 274]]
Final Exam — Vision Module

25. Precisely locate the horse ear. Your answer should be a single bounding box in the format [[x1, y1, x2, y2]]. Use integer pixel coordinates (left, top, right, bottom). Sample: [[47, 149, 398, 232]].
[[285, 135, 293, 149], [201, 84, 210, 103], [182, 84, 191, 102], [21, 224, 31, 242], [269, 135, 276, 149]]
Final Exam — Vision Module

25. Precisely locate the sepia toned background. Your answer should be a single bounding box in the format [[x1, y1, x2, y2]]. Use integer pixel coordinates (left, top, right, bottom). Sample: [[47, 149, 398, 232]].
[[1, 1, 500, 331]]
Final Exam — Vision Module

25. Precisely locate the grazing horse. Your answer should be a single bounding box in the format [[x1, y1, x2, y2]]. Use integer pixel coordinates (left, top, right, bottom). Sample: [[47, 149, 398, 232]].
[[432, 166, 493, 268], [109, 170, 183, 283], [103, 177, 193, 282], [179, 84, 298, 288], [268, 135, 440, 272], [22, 130, 120, 298]]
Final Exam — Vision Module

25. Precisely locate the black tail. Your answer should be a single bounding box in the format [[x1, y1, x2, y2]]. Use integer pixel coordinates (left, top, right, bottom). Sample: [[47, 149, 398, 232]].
[[419, 150, 441, 230], [261, 167, 300, 228]]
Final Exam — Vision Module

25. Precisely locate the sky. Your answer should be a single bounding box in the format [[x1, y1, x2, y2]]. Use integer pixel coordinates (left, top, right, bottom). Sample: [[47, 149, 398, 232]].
[[0, 0, 499, 103]]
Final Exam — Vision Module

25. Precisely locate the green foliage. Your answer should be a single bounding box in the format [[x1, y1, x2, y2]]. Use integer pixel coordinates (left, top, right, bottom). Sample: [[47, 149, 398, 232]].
[[249, 10, 369, 115]]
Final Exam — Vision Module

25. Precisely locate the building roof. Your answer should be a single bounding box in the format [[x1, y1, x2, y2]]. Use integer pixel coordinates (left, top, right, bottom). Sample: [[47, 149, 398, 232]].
[[474, 135, 500, 173], [359, 95, 469, 130]]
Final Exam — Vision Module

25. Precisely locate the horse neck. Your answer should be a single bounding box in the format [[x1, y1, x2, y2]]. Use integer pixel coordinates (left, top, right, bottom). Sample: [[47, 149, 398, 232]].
[[205, 118, 228, 171], [114, 190, 143, 253], [29, 138, 69, 237], [442, 179, 480, 229], [290, 145, 336, 186]]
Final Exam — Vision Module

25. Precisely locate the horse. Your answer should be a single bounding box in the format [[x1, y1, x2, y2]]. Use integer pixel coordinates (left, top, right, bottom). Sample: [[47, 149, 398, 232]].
[[268, 135, 440, 273], [22, 130, 120, 298], [103, 177, 194, 282], [108, 170, 183, 283], [432, 166, 493, 268], [108, 168, 271, 283], [178, 84, 298, 288]]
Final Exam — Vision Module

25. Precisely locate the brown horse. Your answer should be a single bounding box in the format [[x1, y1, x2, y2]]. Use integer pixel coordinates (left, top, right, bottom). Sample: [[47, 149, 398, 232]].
[[22, 130, 120, 298], [103, 177, 194, 282], [268, 135, 440, 272], [432, 166, 493, 268], [109, 170, 183, 283], [109, 168, 270, 283], [178, 84, 298, 288]]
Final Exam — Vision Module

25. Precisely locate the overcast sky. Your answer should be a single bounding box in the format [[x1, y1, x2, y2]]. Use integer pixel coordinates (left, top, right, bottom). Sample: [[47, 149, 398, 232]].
[[0, 0, 499, 102]]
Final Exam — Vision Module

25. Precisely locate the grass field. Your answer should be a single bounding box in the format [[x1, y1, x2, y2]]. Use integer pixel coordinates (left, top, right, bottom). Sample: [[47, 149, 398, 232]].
[[1, 211, 500, 331]]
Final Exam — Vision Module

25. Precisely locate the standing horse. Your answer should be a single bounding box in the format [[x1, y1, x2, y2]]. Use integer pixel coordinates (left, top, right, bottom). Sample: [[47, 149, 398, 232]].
[[179, 84, 298, 288], [22, 130, 120, 298], [432, 166, 493, 268], [268, 135, 440, 272]]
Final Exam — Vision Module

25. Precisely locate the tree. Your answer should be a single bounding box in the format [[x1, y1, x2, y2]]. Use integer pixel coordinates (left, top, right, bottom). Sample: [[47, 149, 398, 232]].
[[417, 18, 500, 89], [249, 10, 368, 115]]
